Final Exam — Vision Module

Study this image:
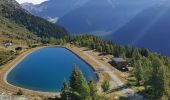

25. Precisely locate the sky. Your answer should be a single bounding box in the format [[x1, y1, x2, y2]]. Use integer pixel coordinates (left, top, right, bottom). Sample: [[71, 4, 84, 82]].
[[16, 0, 48, 4]]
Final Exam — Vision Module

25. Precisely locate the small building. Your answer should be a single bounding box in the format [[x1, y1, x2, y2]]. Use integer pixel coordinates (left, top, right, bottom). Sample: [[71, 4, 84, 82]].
[[111, 57, 129, 71], [4, 42, 13, 48]]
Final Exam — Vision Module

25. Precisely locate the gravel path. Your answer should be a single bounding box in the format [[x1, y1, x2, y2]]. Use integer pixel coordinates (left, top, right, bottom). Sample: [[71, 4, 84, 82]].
[[83, 51, 145, 100], [0, 92, 29, 100]]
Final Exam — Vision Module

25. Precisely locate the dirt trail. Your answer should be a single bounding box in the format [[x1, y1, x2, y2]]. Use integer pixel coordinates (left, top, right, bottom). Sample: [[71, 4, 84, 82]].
[[82, 50, 145, 100], [0, 92, 29, 100]]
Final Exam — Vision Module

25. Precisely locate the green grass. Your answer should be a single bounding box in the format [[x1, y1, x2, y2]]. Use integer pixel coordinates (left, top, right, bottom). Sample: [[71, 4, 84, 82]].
[[0, 17, 40, 68], [0, 50, 13, 67], [0, 17, 39, 45]]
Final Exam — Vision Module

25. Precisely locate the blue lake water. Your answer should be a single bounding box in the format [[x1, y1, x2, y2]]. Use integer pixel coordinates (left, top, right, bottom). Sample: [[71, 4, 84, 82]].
[[7, 47, 98, 92]]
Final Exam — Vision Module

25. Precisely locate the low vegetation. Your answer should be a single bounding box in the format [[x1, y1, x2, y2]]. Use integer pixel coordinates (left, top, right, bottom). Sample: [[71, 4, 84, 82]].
[[101, 80, 110, 92], [0, 17, 39, 45], [0, 50, 14, 67], [17, 89, 24, 95]]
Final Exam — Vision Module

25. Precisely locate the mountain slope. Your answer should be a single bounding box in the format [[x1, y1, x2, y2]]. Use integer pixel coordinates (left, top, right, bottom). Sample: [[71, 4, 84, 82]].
[[22, 0, 160, 34], [0, 0, 68, 67], [0, 0, 38, 46], [0, 16, 38, 46], [21, 0, 89, 20], [0, 0, 67, 38], [20, 0, 170, 56], [57, 0, 160, 34], [107, 2, 170, 56]]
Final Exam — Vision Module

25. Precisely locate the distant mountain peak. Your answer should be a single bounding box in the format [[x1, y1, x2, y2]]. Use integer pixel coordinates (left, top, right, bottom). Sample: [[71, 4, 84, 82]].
[[21, 0, 168, 34], [21, 2, 42, 13], [21, 2, 34, 6]]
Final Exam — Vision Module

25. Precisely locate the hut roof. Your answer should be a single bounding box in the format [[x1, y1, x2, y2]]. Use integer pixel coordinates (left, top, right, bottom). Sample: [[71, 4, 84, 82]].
[[112, 57, 126, 62]]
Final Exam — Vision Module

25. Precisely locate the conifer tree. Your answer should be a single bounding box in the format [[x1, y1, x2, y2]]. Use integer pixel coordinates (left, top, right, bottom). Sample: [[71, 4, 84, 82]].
[[70, 66, 91, 100], [89, 80, 99, 100], [162, 65, 170, 99], [140, 57, 152, 90], [133, 60, 142, 85], [132, 49, 141, 60], [101, 80, 110, 92], [60, 80, 70, 100], [149, 57, 164, 97]]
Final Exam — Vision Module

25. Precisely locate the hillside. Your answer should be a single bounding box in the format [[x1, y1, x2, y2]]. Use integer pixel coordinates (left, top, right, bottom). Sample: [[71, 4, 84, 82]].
[[0, 16, 38, 66], [0, 16, 38, 45], [0, 0, 67, 67], [0, 0, 67, 38], [107, 2, 170, 56]]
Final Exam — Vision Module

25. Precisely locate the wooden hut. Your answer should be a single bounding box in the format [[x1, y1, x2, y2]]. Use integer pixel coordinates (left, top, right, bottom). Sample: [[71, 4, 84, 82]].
[[112, 57, 129, 71]]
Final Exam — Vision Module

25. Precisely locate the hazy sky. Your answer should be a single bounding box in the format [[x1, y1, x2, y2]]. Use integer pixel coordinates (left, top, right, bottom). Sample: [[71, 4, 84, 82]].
[[16, 0, 48, 4]]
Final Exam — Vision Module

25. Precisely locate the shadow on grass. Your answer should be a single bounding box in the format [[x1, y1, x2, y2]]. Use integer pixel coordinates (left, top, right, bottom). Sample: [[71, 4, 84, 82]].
[[108, 84, 129, 93], [45, 97, 60, 100], [83, 48, 91, 51]]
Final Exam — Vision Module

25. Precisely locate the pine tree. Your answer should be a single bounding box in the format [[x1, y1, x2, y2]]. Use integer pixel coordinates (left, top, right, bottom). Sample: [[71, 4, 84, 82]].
[[132, 49, 141, 60], [140, 57, 152, 90], [60, 80, 70, 100], [101, 80, 110, 92], [125, 45, 133, 58], [89, 80, 99, 100], [149, 57, 164, 97], [133, 60, 142, 85], [70, 66, 91, 100], [161, 65, 170, 99], [71, 91, 81, 100]]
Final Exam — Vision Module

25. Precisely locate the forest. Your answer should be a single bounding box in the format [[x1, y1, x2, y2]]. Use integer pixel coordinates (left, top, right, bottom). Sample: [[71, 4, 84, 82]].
[[49, 34, 170, 99]]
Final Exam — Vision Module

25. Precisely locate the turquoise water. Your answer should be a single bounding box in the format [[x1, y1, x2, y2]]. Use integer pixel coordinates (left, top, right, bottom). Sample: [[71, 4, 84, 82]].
[[7, 47, 97, 92]]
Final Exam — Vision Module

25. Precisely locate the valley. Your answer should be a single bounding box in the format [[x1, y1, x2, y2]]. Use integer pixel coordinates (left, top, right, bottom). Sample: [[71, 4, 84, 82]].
[[0, 0, 170, 99], [0, 44, 143, 99], [22, 0, 170, 56]]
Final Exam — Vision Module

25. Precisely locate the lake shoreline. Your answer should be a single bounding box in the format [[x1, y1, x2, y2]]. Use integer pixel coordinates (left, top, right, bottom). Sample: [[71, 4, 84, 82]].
[[0, 46, 60, 97], [63, 46, 100, 81], [0, 45, 102, 97]]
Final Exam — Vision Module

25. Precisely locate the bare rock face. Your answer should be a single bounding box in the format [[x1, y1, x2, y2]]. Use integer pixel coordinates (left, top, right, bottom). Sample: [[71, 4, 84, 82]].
[[0, 0, 21, 9], [21, 3, 41, 13], [6, 0, 19, 5]]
